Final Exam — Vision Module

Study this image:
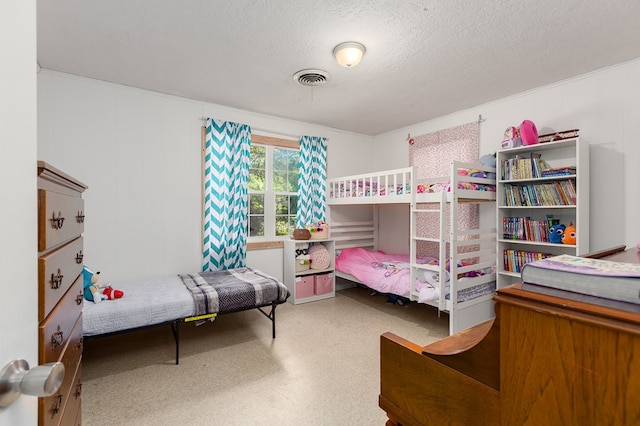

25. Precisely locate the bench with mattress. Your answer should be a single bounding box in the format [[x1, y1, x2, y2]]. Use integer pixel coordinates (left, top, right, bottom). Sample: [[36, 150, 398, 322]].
[[83, 267, 290, 364]]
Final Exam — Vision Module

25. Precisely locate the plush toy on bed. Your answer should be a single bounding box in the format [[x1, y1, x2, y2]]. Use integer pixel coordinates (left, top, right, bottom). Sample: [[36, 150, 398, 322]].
[[549, 223, 566, 244], [82, 266, 124, 303], [478, 153, 497, 180]]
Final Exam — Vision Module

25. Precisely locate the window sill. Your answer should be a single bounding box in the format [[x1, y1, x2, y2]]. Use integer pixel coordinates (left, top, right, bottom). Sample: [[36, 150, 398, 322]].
[[247, 240, 284, 250]]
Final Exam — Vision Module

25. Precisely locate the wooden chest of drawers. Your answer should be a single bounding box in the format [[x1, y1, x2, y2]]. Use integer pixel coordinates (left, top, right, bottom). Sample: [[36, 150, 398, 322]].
[[37, 162, 87, 426]]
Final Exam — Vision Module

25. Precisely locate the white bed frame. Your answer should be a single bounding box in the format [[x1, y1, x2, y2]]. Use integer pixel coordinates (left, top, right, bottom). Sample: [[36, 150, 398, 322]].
[[328, 160, 497, 335]]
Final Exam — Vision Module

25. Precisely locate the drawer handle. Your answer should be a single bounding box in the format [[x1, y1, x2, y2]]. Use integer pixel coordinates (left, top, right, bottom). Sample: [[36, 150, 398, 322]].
[[75, 250, 84, 264], [51, 327, 64, 349], [50, 211, 65, 230], [77, 336, 83, 351], [76, 210, 85, 224], [50, 268, 64, 289], [74, 383, 82, 399], [51, 393, 63, 416], [76, 293, 83, 305]]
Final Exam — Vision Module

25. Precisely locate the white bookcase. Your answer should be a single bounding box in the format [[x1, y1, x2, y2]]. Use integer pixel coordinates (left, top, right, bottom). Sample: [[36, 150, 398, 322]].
[[283, 238, 335, 304], [496, 137, 589, 289]]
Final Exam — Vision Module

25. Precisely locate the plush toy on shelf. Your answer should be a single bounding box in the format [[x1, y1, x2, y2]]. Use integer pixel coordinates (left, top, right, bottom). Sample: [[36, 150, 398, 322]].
[[309, 243, 330, 270], [82, 266, 124, 303], [549, 223, 566, 244], [562, 222, 577, 245], [295, 244, 311, 272]]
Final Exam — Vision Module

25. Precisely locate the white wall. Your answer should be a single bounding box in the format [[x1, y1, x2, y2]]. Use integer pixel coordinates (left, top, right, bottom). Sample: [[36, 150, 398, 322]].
[[37, 71, 374, 283], [373, 58, 640, 253], [38, 58, 640, 284]]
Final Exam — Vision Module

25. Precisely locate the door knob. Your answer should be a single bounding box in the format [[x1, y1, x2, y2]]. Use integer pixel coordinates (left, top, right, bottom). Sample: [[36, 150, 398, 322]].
[[0, 359, 65, 407]]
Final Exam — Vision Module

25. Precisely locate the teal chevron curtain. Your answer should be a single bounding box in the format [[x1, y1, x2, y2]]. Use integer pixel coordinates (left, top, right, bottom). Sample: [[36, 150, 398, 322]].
[[203, 118, 251, 271], [296, 135, 327, 228]]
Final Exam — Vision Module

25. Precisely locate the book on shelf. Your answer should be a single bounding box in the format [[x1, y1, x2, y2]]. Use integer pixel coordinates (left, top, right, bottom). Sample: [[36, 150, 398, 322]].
[[501, 153, 548, 180], [502, 216, 550, 242], [545, 214, 560, 230], [541, 166, 576, 177], [521, 253, 640, 304], [503, 249, 552, 273], [503, 179, 576, 206]]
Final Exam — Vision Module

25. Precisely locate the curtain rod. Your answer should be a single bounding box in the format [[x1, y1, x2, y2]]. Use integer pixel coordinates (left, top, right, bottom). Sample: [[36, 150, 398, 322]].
[[200, 116, 301, 140]]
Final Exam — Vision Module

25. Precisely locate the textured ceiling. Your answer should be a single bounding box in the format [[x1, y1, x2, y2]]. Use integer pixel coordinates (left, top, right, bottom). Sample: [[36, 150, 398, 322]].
[[37, 0, 640, 135]]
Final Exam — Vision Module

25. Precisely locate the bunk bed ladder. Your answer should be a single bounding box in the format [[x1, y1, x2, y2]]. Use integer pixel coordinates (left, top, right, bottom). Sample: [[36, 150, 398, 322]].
[[449, 175, 460, 334], [409, 189, 447, 312]]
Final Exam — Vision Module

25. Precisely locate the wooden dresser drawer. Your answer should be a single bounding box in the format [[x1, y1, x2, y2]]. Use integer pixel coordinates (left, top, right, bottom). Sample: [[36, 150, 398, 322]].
[[72, 402, 82, 426], [59, 363, 82, 426], [39, 277, 83, 364], [39, 316, 82, 426], [38, 189, 85, 252], [38, 237, 84, 322]]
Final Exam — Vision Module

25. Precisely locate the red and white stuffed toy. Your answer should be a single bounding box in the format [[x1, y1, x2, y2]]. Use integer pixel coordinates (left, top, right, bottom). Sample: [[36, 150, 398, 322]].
[[102, 285, 124, 300]]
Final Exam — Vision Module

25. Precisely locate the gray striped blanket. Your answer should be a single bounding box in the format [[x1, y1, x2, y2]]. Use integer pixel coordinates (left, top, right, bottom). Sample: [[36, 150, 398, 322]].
[[179, 267, 289, 316]]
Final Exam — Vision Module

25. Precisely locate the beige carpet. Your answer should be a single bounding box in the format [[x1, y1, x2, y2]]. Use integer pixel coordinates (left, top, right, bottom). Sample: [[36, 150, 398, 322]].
[[82, 283, 449, 425]]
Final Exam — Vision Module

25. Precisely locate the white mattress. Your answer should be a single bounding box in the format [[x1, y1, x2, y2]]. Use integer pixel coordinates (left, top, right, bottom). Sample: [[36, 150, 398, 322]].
[[82, 275, 195, 336]]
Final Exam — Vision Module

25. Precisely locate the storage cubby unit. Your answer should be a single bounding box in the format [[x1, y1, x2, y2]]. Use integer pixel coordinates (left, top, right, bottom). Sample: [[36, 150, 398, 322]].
[[284, 238, 335, 304], [496, 137, 589, 289]]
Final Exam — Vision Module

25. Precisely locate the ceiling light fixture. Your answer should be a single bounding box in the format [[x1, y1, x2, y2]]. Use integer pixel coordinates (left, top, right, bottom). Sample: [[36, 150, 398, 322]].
[[333, 42, 366, 68]]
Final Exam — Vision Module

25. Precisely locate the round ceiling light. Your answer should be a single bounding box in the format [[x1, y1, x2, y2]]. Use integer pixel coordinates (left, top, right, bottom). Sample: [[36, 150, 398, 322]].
[[333, 42, 366, 68]]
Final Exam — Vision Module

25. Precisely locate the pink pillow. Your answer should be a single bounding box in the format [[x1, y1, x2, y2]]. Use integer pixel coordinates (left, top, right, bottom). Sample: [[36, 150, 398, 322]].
[[520, 120, 538, 145]]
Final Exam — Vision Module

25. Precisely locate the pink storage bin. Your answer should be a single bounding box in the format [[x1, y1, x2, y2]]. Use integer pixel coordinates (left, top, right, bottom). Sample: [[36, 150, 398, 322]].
[[295, 276, 315, 299], [314, 273, 333, 295]]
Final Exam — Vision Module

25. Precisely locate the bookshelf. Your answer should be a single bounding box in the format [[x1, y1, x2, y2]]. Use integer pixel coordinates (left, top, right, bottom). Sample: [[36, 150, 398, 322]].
[[496, 137, 589, 289], [283, 238, 335, 304]]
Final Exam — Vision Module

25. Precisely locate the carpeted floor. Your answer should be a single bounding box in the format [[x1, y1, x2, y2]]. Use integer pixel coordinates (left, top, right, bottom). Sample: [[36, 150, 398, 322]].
[[81, 282, 449, 425]]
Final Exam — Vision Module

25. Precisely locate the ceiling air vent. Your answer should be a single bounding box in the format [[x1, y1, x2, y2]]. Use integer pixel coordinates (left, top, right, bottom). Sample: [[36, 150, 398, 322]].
[[293, 69, 330, 86]]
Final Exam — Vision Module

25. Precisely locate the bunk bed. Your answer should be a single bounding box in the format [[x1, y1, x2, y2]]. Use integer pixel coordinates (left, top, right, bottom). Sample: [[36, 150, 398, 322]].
[[328, 160, 497, 334]]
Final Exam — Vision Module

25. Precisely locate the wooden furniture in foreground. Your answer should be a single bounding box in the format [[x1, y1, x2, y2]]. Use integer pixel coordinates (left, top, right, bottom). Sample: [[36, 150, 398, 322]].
[[380, 247, 640, 425], [38, 161, 87, 425]]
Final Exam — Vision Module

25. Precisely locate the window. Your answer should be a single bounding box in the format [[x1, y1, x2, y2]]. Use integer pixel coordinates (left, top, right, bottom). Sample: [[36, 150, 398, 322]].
[[248, 136, 299, 241]]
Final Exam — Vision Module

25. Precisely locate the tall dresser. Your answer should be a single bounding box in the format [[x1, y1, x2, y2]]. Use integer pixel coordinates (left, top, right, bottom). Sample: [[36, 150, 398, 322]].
[[37, 161, 87, 426]]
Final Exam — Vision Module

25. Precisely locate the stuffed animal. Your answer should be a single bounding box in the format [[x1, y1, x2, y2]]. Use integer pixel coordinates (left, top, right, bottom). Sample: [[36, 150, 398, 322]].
[[478, 153, 497, 179], [562, 222, 577, 245], [82, 266, 124, 303], [309, 243, 330, 269], [549, 224, 566, 244], [102, 285, 124, 300], [295, 244, 311, 272], [82, 266, 106, 303]]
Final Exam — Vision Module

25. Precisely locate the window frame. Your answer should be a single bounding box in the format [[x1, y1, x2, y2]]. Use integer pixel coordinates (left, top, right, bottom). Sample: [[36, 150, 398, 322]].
[[247, 134, 300, 250]]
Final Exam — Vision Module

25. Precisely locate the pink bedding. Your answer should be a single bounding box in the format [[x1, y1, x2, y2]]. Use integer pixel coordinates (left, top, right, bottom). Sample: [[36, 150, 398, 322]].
[[335, 247, 436, 297]]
